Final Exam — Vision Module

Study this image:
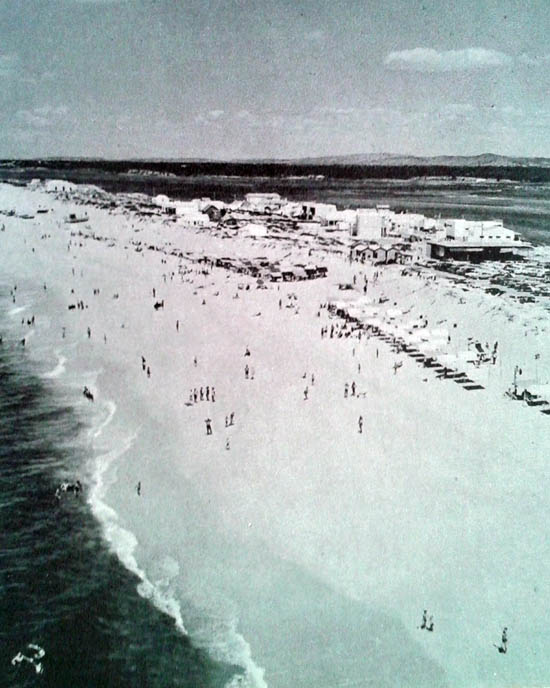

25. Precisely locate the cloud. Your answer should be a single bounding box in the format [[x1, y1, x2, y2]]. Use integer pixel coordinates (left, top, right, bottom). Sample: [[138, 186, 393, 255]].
[[16, 105, 69, 128], [384, 48, 512, 72], [195, 109, 225, 125]]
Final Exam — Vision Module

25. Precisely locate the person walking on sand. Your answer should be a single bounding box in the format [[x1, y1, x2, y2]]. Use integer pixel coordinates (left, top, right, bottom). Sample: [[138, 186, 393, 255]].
[[420, 610, 427, 630], [200, 387, 204, 401], [245, 364, 249, 379], [230, 412, 235, 426], [206, 386, 210, 401], [351, 381, 356, 396], [176, 319, 179, 332], [494, 627, 508, 653], [304, 386, 309, 401], [225, 415, 229, 428], [194, 356, 197, 367], [205, 418, 212, 435], [358, 415, 363, 434], [225, 438, 230, 451], [211, 387, 216, 402], [147, 366, 151, 378], [344, 383, 349, 398], [136, 481, 141, 496], [87, 326, 91, 338]]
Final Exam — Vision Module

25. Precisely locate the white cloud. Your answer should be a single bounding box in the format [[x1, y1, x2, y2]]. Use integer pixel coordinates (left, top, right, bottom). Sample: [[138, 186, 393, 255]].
[[16, 105, 70, 128], [384, 47, 512, 72], [195, 109, 225, 125]]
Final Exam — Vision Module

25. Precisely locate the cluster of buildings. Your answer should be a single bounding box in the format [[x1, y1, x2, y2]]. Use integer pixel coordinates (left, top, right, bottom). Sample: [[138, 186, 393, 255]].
[[37, 181, 530, 264]]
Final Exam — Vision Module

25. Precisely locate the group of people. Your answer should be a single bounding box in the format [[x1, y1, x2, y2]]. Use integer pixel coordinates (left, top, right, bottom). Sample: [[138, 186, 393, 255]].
[[190, 385, 216, 404]]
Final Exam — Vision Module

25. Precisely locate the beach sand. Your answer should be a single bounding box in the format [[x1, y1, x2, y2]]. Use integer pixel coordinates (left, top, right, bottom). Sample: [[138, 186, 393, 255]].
[[2, 181, 550, 687]]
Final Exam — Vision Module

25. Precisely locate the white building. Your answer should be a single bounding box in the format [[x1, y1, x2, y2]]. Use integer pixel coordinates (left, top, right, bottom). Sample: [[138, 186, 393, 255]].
[[352, 208, 384, 240], [173, 200, 201, 216], [244, 193, 283, 212], [322, 209, 357, 232], [300, 202, 337, 221], [385, 212, 426, 237], [442, 219, 516, 243]]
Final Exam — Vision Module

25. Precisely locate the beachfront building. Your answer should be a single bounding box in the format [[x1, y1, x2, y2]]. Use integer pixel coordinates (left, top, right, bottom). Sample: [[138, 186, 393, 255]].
[[202, 202, 226, 222], [385, 212, 427, 238], [300, 202, 337, 221], [152, 194, 171, 210], [352, 208, 385, 240], [245, 193, 284, 212], [173, 200, 201, 216], [322, 209, 357, 232], [426, 218, 530, 261]]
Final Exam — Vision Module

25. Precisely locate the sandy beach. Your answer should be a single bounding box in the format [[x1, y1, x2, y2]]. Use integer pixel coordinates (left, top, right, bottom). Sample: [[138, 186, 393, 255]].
[[2, 181, 550, 687]]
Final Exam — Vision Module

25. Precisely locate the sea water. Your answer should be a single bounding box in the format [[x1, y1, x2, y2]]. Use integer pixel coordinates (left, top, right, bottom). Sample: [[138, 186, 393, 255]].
[[0, 294, 238, 688]]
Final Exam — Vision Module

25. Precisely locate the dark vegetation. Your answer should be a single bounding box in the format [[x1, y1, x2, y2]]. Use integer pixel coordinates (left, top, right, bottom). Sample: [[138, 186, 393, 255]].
[[3, 158, 550, 183]]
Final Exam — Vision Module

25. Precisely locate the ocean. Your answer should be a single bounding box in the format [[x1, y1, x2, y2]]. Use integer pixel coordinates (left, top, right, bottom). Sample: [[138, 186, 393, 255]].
[[0, 296, 239, 687]]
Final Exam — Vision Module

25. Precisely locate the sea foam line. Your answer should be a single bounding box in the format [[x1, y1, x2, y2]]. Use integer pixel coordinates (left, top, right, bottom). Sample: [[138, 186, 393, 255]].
[[87, 400, 267, 687], [42, 353, 67, 379], [86, 400, 189, 636]]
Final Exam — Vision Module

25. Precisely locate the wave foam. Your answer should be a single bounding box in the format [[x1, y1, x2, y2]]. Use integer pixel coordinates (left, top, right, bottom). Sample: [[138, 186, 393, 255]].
[[42, 353, 66, 379], [86, 400, 189, 638], [86, 399, 267, 687]]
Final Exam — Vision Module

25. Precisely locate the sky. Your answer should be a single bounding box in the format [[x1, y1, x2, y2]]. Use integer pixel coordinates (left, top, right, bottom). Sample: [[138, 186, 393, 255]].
[[1, 0, 550, 159]]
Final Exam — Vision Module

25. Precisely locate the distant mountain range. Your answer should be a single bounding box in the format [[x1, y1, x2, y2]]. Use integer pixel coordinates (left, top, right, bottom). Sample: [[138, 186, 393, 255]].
[[4, 153, 550, 168], [273, 153, 550, 167]]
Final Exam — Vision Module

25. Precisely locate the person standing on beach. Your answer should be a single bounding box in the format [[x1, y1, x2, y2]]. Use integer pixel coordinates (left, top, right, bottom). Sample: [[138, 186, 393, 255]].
[[351, 381, 356, 396], [344, 383, 349, 398], [245, 364, 249, 379], [304, 386, 309, 400], [211, 387, 216, 402], [136, 481, 141, 496], [87, 326, 91, 338], [358, 415, 363, 434], [205, 418, 212, 435]]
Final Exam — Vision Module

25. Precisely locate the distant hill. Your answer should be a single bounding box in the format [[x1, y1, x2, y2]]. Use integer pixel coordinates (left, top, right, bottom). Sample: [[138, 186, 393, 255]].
[[279, 153, 550, 167]]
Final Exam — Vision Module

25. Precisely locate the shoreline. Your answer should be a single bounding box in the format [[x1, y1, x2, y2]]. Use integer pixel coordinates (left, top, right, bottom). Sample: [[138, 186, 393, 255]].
[[2, 180, 550, 687]]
